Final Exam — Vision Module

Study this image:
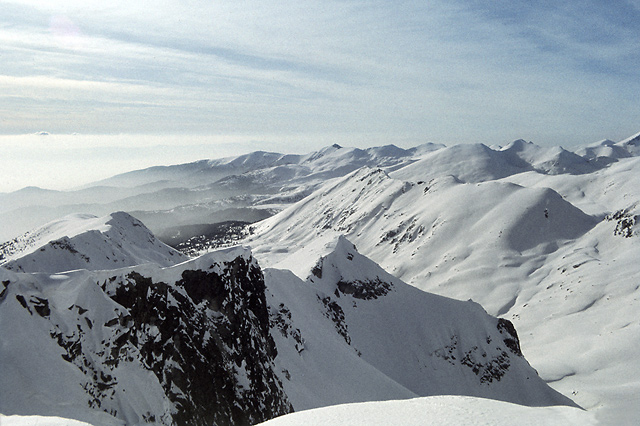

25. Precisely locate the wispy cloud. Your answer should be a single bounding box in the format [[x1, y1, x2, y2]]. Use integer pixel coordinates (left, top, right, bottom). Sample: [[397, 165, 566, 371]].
[[0, 0, 638, 159]]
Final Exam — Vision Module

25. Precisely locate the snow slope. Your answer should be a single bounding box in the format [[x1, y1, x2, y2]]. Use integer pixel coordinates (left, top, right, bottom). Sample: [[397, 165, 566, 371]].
[[257, 395, 595, 426], [246, 135, 640, 424], [0, 212, 187, 273], [249, 167, 598, 313], [389, 143, 531, 183], [264, 236, 575, 411], [0, 414, 94, 426], [0, 237, 575, 425], [0, 247, 291, 426]]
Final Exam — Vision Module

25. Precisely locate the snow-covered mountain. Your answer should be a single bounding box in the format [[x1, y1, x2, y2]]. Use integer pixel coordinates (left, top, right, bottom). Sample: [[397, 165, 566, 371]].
[[264, 236, 575, 410], [0, 248, 292, 426], [0, 235, 574, 425], [249, 167, 599, 312], [0, 212, 187, 273], [1, 135, 637, 244], [0, 145, 421, 242], [244, 135, 640, 424], [3, 132, 640, 424]]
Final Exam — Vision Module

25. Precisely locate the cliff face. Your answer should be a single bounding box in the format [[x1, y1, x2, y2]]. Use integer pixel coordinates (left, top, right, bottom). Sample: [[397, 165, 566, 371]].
[[0, 239, 577, 426], [0, 249, 292, 426], [101, 254, 291, 426]]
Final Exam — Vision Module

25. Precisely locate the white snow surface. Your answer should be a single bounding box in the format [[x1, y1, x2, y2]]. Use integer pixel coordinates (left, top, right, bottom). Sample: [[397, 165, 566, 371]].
[[264, 236, 575, 411], [3, 133, 640, 425], [0, 212, 187, 273], [257, 395, 596, 426], [245, 135, 640, 425], [0, 414, 94, 426]]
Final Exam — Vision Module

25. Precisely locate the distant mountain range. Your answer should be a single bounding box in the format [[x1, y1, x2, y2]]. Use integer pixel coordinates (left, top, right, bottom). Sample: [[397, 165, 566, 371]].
[[2, 131, 640, 425], [2, 133, 638, 243]]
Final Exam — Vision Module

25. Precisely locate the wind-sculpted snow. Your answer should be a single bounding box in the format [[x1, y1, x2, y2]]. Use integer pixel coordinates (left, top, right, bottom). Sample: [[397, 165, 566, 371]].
[[0, 212, 187, 273]]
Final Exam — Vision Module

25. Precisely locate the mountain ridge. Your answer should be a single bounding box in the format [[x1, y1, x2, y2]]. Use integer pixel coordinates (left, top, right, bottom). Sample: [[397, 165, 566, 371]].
[[2, 133, 639, 243], [0, 212, 187, 273], [2, 131, 640, 424], [0, 235, 574, 425]]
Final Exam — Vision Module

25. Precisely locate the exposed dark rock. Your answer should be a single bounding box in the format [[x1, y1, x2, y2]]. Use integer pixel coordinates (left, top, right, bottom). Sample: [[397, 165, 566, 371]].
[[13, 253, 294, 425], [311, 259, 323, 279], [31, 296, 50, 318], [0, 280, 9, 299], [433, 334, 513, 383], [460, 346, 511, 384], [98, 255, 291, 426], [270, 303, 305, 354], [497, 318, 523, 357], [318, 296, 350, 345], [606, 207, 637, 238], [336, 278, 392, 300], [15, 294, 29, 311]]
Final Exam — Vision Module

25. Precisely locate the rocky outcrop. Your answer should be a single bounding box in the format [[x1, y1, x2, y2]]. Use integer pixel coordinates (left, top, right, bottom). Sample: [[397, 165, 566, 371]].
[[2, 250, 292, 426]]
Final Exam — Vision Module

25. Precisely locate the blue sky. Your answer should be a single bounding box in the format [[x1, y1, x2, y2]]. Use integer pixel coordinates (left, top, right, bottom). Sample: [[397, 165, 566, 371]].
[[1, 0, 639, 190]]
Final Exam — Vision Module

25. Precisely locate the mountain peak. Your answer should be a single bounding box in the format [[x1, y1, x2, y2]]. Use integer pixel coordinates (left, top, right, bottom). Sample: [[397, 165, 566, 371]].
[[308, 235, 397, 299], [501, 139, 535, 152], [0, 212, 187, 273], [617, 130, 640, 156]]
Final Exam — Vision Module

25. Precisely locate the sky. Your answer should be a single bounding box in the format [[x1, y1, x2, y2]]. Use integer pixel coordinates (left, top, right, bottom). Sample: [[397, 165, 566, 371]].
[[1, 0, 639, 192]]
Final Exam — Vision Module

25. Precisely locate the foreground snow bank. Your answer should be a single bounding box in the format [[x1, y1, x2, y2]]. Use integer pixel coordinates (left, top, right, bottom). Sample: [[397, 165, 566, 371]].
[[257, 395, 596, 426], [0, 414, 94, 426]]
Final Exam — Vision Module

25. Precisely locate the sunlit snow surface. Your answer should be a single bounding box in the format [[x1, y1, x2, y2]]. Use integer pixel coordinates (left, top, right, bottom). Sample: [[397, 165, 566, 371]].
[[0, 212, 187, 273], [2, 133, 640, 424], [244, 135, 640, 425], [257, 395, 596, 426], [0, 414, 94, 426], [0, 397, 596, 426]]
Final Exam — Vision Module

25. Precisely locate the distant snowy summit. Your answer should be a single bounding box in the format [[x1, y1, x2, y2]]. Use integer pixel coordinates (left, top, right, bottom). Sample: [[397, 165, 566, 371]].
[[1, 132, 639, 243], [0, 211, 187, 273], [88, 131, 640, 190]]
